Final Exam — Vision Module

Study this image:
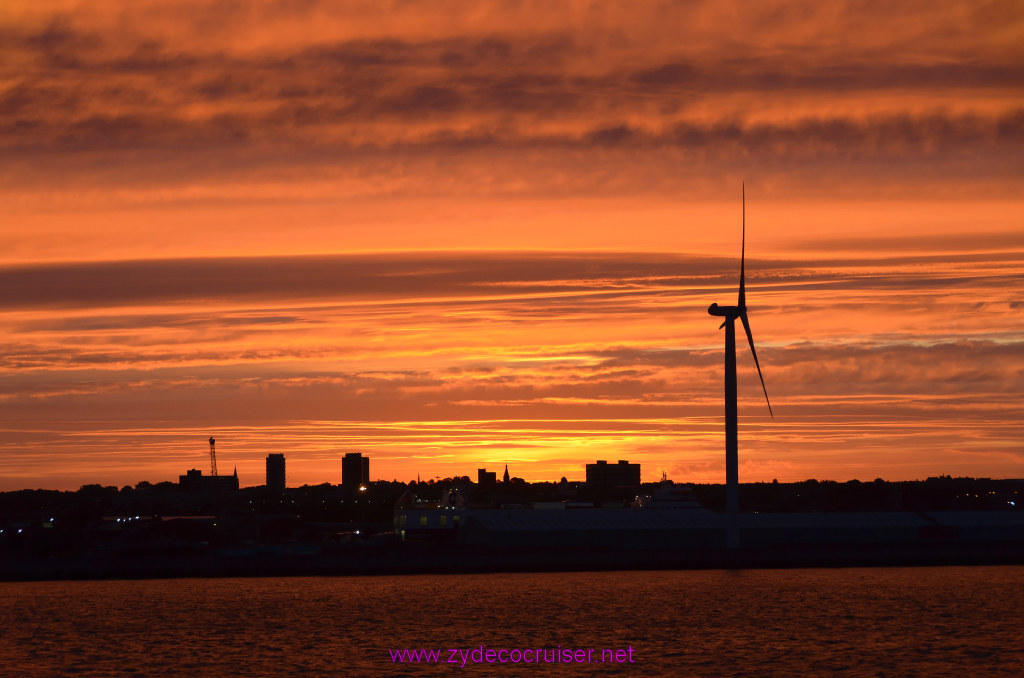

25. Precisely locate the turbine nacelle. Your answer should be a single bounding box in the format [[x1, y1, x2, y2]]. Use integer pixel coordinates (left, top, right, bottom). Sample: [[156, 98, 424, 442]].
[[707, 302, 741, 321]]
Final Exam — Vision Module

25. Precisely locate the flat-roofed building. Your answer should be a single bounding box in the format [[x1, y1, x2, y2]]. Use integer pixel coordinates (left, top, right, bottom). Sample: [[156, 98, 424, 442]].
[[343, 452, 369, 493], [586, 460, 640, 496], [178, 468, 239, 494], [266, 453, 285, 494]]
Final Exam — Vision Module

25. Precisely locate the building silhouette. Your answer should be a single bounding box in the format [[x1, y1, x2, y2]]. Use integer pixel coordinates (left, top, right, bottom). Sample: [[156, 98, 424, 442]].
[[503, 464, 510, 483], [266, 453, 285, 494], [477, 468, 497, 487], [342, 452, 369, 494], [178, 467, 239, 493], [585, 460, 640, 496]]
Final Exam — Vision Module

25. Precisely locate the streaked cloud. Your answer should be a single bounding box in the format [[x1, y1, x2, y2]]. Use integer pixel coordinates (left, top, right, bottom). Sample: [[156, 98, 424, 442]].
[[3, 0, 1022, 201], [1, 250, 1021, 488]]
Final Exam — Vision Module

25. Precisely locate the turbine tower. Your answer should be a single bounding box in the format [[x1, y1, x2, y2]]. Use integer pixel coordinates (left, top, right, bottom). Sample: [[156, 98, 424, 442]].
[[707, 184, 772, 549]]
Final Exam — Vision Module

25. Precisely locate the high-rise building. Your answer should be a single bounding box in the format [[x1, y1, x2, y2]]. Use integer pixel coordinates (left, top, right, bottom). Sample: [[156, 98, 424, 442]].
[[342, 452, 369, 492], [477, 468, 497, 486], [266, 453, 285, 494]]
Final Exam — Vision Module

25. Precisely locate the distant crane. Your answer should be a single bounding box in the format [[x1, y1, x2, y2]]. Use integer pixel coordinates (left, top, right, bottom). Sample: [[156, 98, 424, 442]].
[[209, 436, 218, 477]]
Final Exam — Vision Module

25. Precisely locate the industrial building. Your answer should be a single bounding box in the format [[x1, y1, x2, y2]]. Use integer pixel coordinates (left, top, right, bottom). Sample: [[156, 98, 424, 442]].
[[395, 504, 1024, 551], [178, 468, 239, 494], [585, 460, 641, 496]]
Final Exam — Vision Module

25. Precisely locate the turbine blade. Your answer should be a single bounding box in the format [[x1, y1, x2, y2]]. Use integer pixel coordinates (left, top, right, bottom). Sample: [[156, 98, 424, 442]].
[[738, 183, 746, 310], [740, 311, 773, 418]]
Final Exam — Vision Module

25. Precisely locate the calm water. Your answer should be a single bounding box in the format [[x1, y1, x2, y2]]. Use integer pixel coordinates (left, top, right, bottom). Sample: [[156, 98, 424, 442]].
[[2, 566, 1023, 677]]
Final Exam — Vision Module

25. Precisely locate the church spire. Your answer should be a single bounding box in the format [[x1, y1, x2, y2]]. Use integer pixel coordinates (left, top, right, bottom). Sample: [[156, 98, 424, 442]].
[[503, 463, 510, 483]]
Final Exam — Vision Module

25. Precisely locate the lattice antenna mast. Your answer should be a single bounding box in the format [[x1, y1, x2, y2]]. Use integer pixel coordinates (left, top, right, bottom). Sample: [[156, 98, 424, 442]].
[[209, 436, 218, 477]]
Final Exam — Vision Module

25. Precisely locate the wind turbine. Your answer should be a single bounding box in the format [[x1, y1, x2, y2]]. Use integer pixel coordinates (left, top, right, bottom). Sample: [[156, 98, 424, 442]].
[[707, 184, 773, 549]]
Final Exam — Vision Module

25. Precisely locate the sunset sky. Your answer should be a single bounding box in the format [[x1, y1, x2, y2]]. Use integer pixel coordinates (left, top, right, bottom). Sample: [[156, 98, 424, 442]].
[[1, 1, 1022, 491]]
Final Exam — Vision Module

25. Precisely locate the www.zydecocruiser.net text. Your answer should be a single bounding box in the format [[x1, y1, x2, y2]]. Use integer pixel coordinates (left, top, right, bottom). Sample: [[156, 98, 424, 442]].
[[388, 646, 636, 666]]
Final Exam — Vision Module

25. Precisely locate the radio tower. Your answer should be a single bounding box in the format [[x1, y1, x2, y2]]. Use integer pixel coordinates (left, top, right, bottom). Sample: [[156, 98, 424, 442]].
[[208, 436, 218, 477]]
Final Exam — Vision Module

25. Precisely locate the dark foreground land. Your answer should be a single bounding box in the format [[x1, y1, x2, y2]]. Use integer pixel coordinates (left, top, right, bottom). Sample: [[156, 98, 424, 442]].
[[2, 476, 1022, 580]]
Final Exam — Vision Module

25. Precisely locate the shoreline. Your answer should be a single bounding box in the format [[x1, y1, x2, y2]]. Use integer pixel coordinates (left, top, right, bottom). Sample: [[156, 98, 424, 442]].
[[4, 541, 1023, 582]]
